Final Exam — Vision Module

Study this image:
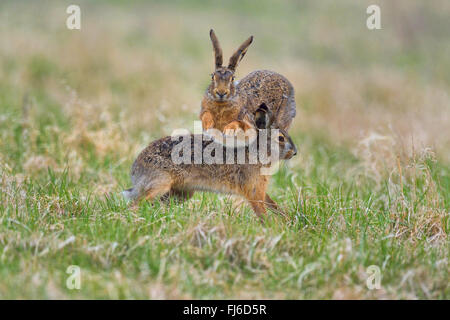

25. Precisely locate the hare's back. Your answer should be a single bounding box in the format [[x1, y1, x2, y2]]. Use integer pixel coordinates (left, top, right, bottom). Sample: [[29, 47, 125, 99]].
[[238, 70, 296, 129]]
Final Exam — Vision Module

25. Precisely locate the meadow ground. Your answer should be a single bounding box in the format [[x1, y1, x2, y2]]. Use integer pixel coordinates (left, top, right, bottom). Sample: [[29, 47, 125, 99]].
[[0, 0, 448, 299]]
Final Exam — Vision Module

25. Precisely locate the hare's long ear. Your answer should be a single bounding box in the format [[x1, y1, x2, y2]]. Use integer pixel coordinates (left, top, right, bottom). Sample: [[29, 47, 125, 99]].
[[254, 103, 272, 129], [210, 29, 223, 69], [228, 35, 253, 71]]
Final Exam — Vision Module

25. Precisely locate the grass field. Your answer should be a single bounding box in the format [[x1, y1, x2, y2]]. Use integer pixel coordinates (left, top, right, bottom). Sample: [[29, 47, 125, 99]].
[[0, 0, 449, 299]]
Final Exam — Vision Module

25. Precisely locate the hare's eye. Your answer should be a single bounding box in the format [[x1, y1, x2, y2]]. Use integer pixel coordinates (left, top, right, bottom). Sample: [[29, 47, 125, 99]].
[[232, 76, 235, 81], [278, 136, 285, 142]]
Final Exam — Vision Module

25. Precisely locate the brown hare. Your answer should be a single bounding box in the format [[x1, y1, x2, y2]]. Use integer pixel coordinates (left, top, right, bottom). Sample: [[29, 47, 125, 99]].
[[200, 29, 296, 137], [123, 107, 297, 221]]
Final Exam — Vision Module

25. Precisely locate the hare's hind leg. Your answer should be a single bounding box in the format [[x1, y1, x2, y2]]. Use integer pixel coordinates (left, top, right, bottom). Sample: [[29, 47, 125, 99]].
[[161, 189, 194, 204], [130, 171, 173, 208], [144, 180, 173, 202]]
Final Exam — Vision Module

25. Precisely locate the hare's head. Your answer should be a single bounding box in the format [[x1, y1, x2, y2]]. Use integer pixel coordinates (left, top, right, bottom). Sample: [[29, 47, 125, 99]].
[[208, 29, 253, 102], [254, 104, 297, 160]]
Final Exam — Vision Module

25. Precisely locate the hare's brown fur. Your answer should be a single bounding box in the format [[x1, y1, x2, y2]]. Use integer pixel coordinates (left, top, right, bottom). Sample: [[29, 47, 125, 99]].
[[200, 30, 296, 134], [124, 117, 297, 221], [238, 70, 296, 130]]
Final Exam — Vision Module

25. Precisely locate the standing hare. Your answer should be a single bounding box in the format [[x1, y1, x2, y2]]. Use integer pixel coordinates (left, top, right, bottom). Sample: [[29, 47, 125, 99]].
[[200, 29, 296, 137], [123, 107, 297, 221]]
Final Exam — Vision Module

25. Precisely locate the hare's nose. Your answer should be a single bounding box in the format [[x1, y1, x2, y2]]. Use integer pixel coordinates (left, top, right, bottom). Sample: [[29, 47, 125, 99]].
[[217, 92, 226, 98], [291, 144, 298, 156]]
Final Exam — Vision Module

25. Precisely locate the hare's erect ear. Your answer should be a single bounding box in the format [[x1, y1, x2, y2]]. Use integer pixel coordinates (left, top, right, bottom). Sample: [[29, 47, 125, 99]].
[[228, 35, 253, 71], [210, 29, 223, 69], [254, 103, 272, 129]]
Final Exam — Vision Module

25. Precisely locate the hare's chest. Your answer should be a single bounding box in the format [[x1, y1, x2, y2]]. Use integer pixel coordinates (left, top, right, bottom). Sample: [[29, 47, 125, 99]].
[[214, 108, 240, 130]]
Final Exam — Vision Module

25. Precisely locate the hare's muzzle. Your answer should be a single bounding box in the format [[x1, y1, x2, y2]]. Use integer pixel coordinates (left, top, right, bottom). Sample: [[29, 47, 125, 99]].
[[217, 92, 226, 99], [214, 89, 230, 100], [283, 142, 297, 160]]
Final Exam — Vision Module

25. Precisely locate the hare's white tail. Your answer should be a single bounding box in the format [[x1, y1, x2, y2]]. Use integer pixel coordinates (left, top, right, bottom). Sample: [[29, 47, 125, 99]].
[[122, 187, 138, 201]]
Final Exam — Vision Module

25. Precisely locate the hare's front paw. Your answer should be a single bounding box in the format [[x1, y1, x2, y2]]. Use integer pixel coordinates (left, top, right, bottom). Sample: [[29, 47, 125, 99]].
[[223, 121, 244, 137], [201, 111, 215, 130], [223, 121, 257, 145]]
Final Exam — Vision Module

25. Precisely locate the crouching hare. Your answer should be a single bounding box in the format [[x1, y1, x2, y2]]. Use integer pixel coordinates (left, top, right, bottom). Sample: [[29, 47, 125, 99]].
[[123, 107, 297, 221]]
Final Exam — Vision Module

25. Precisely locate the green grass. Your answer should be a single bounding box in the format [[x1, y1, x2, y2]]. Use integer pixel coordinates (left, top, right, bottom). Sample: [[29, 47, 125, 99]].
[[0, 0, 448, 299], [1, 111, 447, 298]]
